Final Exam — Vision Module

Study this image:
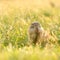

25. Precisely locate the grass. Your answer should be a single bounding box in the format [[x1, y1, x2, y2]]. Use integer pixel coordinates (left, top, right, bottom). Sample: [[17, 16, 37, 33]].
[[0, 0, 60, 60], [0, 45, 60, 60]]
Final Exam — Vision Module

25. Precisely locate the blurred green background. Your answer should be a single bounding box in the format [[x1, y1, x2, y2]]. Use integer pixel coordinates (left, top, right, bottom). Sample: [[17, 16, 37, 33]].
[[0, 0, 60, 60]]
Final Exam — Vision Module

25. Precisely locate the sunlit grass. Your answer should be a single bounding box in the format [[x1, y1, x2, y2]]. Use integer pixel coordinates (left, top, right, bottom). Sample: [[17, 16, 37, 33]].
[[0, 45, 60, 60], [0, 0, 60, 60]]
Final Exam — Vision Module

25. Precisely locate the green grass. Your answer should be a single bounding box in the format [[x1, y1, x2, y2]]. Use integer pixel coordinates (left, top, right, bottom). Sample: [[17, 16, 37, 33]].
[[0, 45, 60, 60], [0, 0, 60, 60]]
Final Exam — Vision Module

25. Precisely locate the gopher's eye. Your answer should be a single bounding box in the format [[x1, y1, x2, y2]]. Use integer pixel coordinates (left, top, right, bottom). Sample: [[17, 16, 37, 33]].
[[30, 26, 34, 28]]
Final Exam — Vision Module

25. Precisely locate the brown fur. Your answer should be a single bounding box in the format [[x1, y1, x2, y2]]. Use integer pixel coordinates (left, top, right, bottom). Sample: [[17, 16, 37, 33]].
[[28, 22, 48, 46]]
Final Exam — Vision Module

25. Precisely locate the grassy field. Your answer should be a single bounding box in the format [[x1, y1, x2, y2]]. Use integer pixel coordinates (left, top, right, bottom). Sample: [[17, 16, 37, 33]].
[[0, 0, 60, 60], [0, 45, 60, 60]]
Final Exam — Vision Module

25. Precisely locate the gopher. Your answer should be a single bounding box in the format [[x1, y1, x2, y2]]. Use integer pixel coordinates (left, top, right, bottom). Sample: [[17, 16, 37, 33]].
[[28, 21, 49, 46], [27, 21, 58, 47]]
